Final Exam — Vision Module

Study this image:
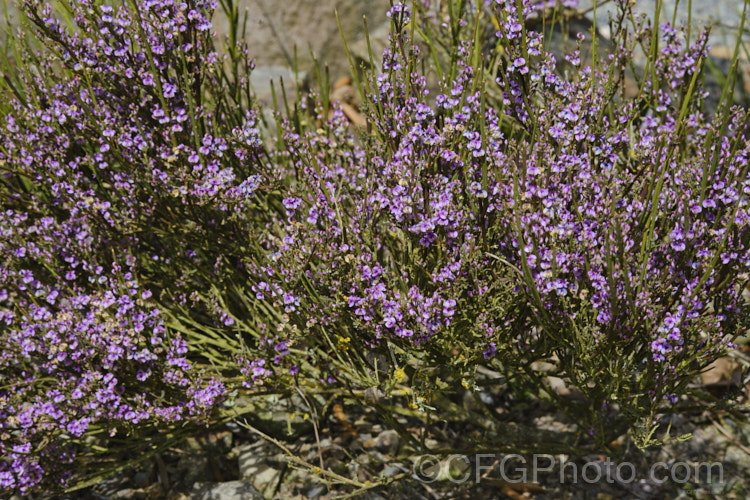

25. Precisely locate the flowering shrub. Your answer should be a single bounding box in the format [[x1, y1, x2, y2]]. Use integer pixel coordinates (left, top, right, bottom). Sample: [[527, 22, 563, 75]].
[[254, 0, 750, 446], [0, 0, 256, 492], [1, 0, 749, 494]]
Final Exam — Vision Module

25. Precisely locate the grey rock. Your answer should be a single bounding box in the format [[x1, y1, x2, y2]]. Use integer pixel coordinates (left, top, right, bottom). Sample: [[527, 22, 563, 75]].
[[111, 489, 146, 500], [363, 387, 386, 405], [305, 484, 328, 499], [236, 395, 315, 439], [212, 0, 389, 80], [349, 20, 392, 70], [132, 471, 151, 488], [479, 390, 494, 405], [176, 454, 211, 488], [382, 465, 406, 478], [237, 444, 284, 498], [374, 429, 400, 456], [191, 481, 265, 500], [249, 65, 308, 106], [362, 494, 388, 500]]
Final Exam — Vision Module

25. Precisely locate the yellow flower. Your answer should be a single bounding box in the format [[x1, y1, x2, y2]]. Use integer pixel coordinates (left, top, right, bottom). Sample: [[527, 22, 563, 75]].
[[393, 366, 407, 384], [336, 335, 351, 351]]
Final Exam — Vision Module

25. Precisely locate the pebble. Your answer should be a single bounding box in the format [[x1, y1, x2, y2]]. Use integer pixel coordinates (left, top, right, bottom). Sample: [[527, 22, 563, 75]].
[[374, 429, 400, 456], [191, 481, 265, 500], [132, 471, 151, 488], [237, 444, 283, 497], [305, 484, 327, 499]]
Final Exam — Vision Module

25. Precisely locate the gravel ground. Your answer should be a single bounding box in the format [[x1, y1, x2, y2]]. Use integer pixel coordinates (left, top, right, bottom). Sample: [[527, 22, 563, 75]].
[[35, 384, 750, 500]]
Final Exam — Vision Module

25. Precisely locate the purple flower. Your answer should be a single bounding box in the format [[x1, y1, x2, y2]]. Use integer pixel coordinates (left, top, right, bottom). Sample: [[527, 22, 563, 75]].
[[283, 197, 302, 211], [386, 2, 410, 20], [483, 342, 497, 360]]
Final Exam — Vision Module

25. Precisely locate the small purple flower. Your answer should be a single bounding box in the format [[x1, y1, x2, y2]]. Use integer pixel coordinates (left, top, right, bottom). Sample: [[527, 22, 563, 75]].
[[483, 342, 497, 360], [283, 197, 302, 211], [386, 2, 410, 20], [513, 57, 529, 74], [66, 419, 89, 437]]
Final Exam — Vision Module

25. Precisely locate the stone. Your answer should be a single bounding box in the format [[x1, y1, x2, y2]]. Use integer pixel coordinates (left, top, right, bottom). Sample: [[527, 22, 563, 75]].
[[382, 465, 405, 478], [176, 454, 211, 488], [360, 437, 376, 450], [248, 65, 308, 106], [132, 471, 151, 488], [363, 387, 385, 405], [348, 20, 392, 70], [237, 444, 284, 498], [374, 429, 400, 456], [111, 489, 142, 500], [305, 484, 328, 498], [211, 0, 389, 81], [167, 492, 190, 500], [191, 481, 265, 500]]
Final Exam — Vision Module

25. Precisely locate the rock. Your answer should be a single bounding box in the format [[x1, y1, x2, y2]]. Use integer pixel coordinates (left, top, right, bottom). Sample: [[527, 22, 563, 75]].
[[701, 356, 742, 388], [211, 0, 389, 81], [360, 437, 376, 450], [248, 65, 308, 106], [349, 20, 392, 71], [110, 487, 163, 500], [275, 467, 313, 499], [111, 489, 143, 500], [478, 391, 494, 405], [250, 408, 314, 440], [305, 484, 327, 498], [235, 394, 319, 440], [166, 492, 190, 500], [191, 481, 265, 500], [132, 471, 151, 488], [363, 387, 386, 405], [237, 444, 284, 498], [382, 465, 406, 478], [0, 3, 21, 46], [176, 454, 211, 488], [461, 389, 482, 411], [144, 483, 166, 498], [374, 429, 400, 456], [545, 375, 584, 399], [357, 468, 373, 483], [90, 468, 134, 499], [4, 1, 388, 98]]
